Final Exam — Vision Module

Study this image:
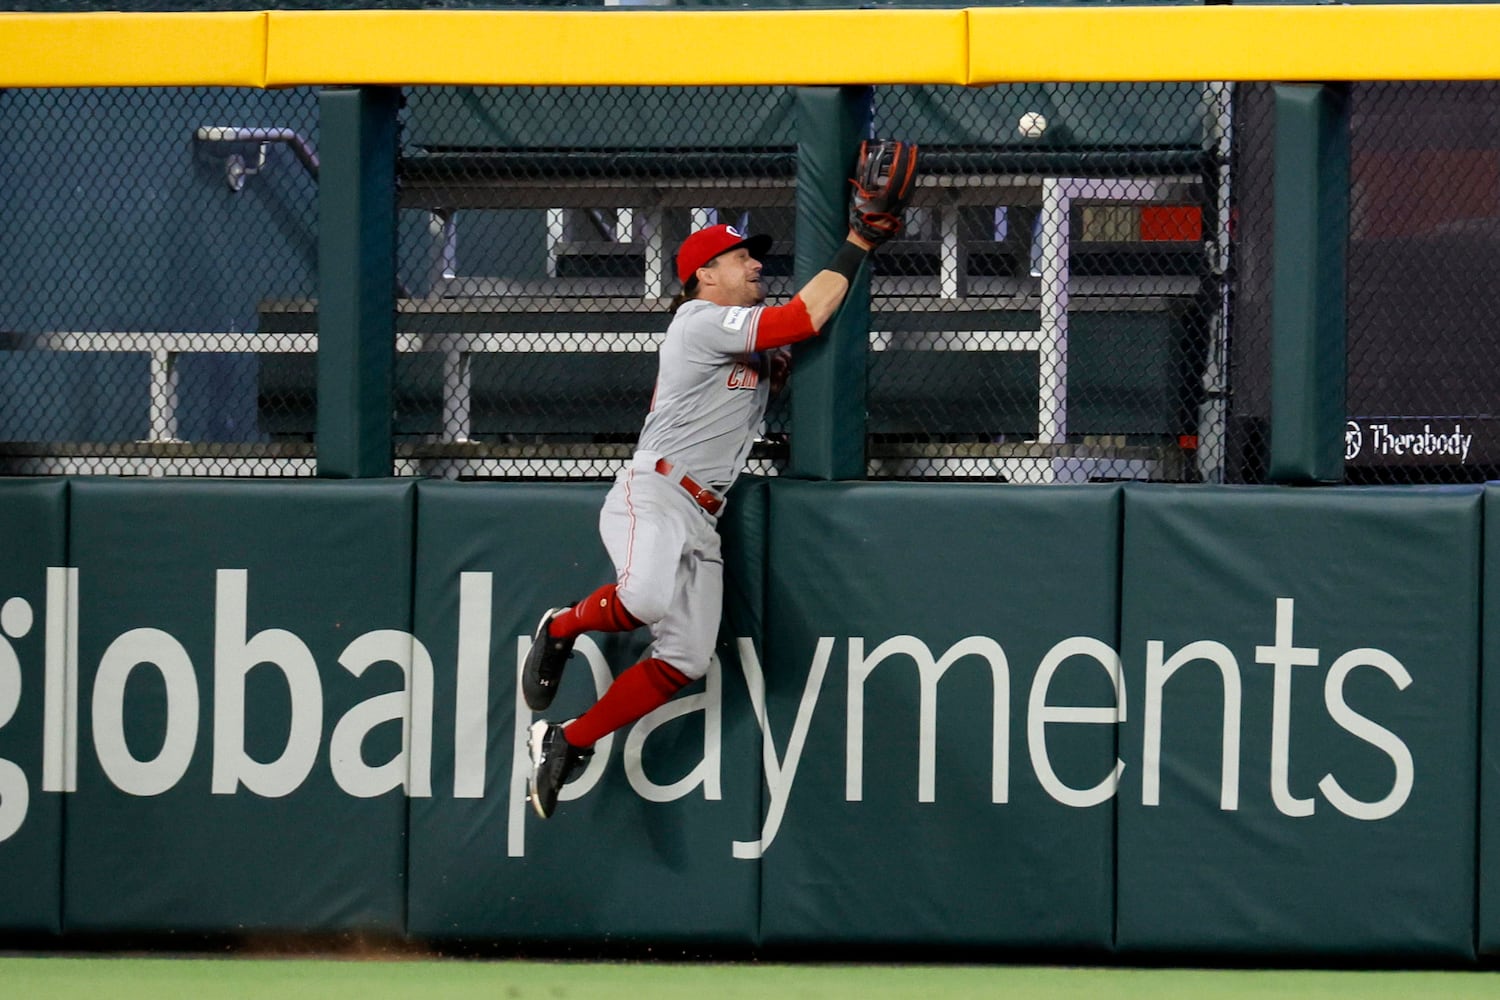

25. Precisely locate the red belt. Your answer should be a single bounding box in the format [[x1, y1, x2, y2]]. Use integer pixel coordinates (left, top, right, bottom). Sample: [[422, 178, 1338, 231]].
[[654, 458, 724, 515]]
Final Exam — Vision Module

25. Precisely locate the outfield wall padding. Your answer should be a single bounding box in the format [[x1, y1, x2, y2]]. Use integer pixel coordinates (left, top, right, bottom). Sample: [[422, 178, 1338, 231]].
[[61, 479, 415, 934], [405, 479, 765, 946], [1117, 485, 1480, 960], [1480, 486, 1500, 957], [11, 7, 1500, 89], [759, 482, 1120, 951], [0, 479, 68, 934], [1, 477, 1498, 957]]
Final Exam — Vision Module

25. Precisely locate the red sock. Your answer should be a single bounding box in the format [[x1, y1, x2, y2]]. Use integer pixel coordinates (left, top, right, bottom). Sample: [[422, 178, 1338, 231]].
[[550, 583, 642, 639], [563, 658, 692, 748]]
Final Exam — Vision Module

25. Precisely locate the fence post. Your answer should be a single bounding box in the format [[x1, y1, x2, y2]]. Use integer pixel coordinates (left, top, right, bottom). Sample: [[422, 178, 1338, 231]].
[[1269, 83, 1349, 483], [788, 86, 872, 481], [316, 86, 399, 479]]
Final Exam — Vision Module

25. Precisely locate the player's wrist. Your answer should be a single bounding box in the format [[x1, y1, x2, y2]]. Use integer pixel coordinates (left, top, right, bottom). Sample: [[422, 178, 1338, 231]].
[[826, 240, 870, 283]]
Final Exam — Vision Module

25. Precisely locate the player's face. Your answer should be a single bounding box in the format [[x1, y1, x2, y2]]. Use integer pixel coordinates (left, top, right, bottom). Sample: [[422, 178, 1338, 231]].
[[701, 248, 766, 306]]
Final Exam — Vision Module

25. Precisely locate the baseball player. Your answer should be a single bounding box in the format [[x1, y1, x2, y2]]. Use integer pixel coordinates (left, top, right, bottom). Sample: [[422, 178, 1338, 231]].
[[523, 140, 918, 819]]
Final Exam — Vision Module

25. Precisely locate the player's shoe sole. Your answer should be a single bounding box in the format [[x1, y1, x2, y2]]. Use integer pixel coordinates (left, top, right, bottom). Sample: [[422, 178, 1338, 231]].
[[527, 720, 593, 820]]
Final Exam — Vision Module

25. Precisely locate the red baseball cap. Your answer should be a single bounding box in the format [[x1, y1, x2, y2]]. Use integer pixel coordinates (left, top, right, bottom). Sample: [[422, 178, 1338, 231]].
[[675, 224, 774, 286]]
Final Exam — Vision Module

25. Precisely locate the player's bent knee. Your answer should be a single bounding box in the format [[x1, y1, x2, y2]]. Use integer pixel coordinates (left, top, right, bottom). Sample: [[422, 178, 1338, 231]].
[[615, 581, 670, 626], [644, 657, 695, 696], [662, 655, 710, 684]]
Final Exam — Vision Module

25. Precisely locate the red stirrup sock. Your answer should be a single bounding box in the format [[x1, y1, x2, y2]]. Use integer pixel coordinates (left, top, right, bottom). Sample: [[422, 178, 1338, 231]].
[[549, 583, 643, 639], [562, 658, 693, 748]]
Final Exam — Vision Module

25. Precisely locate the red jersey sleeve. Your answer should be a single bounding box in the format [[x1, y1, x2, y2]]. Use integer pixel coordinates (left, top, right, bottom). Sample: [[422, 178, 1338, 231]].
[[751, 295, 818, 350]]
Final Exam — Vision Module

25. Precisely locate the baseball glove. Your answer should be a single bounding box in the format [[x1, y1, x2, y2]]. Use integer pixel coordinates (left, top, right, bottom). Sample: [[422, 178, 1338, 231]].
[[849, 139, 919, 246]]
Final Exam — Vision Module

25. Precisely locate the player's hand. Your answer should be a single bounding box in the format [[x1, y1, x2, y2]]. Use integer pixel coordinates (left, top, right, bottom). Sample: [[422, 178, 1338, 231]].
[[768, 349, 791, 394], [849, 139, 919, 248]]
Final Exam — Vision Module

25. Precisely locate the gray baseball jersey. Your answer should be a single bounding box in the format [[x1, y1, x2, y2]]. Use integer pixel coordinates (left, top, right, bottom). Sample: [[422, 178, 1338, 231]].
[[591, 298, 773, 678], [635, 298, 771, 491]]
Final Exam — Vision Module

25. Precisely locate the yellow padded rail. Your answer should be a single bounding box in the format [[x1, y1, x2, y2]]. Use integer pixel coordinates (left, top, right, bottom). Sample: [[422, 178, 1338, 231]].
[[0, 12, 268, 88], [968, 4, 1500, 83], [4, 6, 1500, 89], [264, 9, 968, 87]]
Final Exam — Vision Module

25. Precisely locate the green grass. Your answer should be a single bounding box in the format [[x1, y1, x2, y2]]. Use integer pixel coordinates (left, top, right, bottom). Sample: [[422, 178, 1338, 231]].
[[4, 958, 1499, 1000]]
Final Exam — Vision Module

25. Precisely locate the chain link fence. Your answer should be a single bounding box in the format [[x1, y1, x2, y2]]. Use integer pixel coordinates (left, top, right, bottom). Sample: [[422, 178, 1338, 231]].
[[1223, 80, 1500, 486], [1224, 82, 1275, 486], [0, 85, 321, 476], [390, 85, 797, 480], [867, 83, 1227, 483], [389, 83, 1229, 483], [1345, 81, 1500, 484], [3, 79, 1497, 483]]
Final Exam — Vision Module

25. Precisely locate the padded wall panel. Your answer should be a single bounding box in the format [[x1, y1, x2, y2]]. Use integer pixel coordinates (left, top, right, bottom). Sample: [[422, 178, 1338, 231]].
[[1117, 485, 1479, 959], [63, 480, 414, 934], [1479, 484, 1500, 955], [0, 479, 67, 933], [405, 480, 764, 945], [759, 481, 1121, 951]]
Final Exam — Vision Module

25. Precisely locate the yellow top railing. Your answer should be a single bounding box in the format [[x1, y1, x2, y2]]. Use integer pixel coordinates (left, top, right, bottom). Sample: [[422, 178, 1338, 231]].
[[3, 5, 1500, 88]]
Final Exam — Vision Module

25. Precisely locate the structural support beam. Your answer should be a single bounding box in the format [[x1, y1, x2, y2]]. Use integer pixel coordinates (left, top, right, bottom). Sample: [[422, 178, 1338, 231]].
[[1269, 83, 1349, 484], [317, 86, 399, 479], [788, 86, 872, 481]]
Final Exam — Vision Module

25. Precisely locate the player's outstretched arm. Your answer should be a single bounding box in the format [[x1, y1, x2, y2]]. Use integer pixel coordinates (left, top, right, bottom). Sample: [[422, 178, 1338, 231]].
[[752, 140, 918, 350], [796, 230, 877, 329]]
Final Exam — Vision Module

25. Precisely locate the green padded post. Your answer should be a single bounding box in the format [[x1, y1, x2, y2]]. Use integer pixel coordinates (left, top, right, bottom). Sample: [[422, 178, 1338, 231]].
[[1269, 83, 1349, 484], [317, 87, 399, 479], [788, 86, 873, 481]]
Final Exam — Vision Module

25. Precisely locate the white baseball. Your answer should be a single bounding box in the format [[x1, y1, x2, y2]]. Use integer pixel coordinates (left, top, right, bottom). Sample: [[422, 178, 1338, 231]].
[[1017, 112, 1048, 139]]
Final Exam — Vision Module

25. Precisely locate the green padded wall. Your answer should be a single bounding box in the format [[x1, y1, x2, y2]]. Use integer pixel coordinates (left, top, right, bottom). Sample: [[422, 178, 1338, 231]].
[[759, 481, 1121, 951], [1480, 484, 1500, 956], [0, 474, 1494, 955], [405, 479, 765, 946], [1268, 84, 1348, 484], [317, 86, 399, 479], [1117, 485, 1479, 959], [0, 479, 67, 933], [62, 479, 415, 933], [788, 86, 871, 481]]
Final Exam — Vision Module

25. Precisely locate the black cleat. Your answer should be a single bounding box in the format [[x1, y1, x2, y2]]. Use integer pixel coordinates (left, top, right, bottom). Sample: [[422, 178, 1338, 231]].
[[522, 607, 576, 711], [527, 720, 594, 819]]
